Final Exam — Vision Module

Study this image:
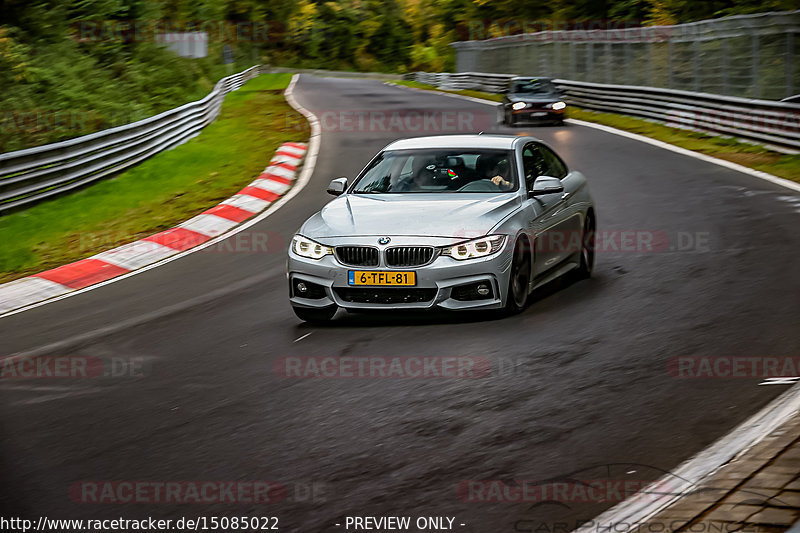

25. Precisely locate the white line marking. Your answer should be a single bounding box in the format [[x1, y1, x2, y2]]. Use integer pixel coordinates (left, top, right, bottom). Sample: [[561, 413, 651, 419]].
[[92, 240, 178, 271], [269, 157, 298, 167], [273, 144, 306, 157], [179, 213, 240, 237], [250, 178, 292, 194], [0, 73, 321, 319], [293, 332, 312, 343], [263, 165, 297, 179], [0, 278, 72, 315], [220, 193, 271, 213], [759, 377, 800, 386], [568, 119, 800, 194]]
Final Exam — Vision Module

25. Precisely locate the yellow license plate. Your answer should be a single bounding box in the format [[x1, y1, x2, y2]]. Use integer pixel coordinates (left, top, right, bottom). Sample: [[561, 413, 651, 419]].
[[348, 271, 416, 286]]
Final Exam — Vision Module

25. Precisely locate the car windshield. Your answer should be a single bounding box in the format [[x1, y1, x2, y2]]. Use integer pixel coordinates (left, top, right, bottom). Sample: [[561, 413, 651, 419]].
[[509, 79, 557, 95], [351, 148, 518, 194]]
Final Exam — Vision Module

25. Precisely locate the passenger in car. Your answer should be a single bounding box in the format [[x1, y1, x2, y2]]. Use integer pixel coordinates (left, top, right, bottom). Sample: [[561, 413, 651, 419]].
[[395, 165, 435, 192]]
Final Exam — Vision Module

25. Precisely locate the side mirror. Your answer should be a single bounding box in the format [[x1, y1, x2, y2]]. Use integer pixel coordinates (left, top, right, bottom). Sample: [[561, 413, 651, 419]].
[[529, 176, 564, 197], [327, 177, 347, 196]]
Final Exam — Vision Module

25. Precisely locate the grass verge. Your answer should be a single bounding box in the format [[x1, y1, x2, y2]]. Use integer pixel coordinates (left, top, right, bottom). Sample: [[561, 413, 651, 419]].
[[0, 73, 306, 284], [393, 80, 800, 183]]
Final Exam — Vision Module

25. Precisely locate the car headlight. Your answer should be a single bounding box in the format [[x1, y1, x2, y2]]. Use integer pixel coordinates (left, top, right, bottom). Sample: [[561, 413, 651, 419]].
[[511, 102, 527, 111], [292, 235, 333, 260], [443, 235, 506, 260], [551, 101, 566, 110]]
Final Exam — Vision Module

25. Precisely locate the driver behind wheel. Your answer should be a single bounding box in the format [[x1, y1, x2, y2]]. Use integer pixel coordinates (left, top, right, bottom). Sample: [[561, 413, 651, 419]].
[[488, 158, 513, 190]]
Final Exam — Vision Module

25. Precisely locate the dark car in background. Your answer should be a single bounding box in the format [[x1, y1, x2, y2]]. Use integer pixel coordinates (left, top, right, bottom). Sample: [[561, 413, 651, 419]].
[[501, 77, 567, 126]]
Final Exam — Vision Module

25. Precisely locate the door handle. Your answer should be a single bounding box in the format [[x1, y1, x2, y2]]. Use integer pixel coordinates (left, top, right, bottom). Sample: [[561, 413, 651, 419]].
[[561, 192, 570, 200]]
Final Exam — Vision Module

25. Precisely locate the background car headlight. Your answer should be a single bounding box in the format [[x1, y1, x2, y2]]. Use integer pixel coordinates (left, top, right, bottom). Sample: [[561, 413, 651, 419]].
[[551, 101, 567, 110], [443, 235, 506, 260], [511, 102, 527, 111], [292, 235, 333, 259]]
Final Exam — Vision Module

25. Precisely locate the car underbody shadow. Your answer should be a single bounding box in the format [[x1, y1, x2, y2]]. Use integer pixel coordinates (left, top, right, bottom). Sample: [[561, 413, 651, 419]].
[[295, 269, 605, 329]]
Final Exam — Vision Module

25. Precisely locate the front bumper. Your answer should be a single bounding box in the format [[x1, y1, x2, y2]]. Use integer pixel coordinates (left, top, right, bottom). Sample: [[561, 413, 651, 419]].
[[288, 239, 514, 311], [509, 107, 565, 124]]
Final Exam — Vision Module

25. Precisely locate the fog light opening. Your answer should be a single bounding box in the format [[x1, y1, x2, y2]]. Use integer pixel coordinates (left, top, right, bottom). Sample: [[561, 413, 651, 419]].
[[293, 279, 327, 299], [451, 281, 495, 301]]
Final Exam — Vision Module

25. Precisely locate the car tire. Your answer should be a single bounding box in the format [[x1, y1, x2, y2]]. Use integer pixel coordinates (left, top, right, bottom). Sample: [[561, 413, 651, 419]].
[[504, 239, 531, 314], [575, 213, 595, 279], [292, 305, 337, 323]]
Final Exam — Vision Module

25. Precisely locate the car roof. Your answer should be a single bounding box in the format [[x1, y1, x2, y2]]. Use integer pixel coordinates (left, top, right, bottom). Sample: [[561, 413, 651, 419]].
[[384, 134, 535, 151]]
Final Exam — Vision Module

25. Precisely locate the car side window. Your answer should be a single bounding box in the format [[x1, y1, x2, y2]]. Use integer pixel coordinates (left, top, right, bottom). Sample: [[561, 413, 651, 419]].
[[537, 144, 568, 179], [522, 144, 548, 190]]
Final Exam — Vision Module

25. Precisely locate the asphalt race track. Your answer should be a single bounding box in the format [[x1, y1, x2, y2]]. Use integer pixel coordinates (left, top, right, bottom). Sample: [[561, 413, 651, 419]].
[[1, 75, 799, 532]]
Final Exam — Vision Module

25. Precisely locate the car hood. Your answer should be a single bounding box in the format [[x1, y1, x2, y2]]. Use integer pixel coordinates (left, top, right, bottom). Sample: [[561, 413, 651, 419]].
[[507, 93, 561, 103], [300, 193, 521, 239]]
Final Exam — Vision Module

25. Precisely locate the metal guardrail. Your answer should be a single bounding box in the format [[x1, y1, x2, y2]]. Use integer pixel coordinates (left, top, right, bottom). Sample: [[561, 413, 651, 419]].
[[450, 10, 800, 101], [414, 71, 513, 93], [555, 79, 800, 152], [406, 71, 800, 153], [0, 65, 264, 213]]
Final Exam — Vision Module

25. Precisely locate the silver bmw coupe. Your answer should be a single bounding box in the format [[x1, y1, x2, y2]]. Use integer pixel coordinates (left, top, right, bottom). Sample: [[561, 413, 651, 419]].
[[288, 134, 595, 322]]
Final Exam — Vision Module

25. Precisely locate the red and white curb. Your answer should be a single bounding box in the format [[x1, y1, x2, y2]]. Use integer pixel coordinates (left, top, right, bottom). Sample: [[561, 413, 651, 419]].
[[0, 142, 307, 315]]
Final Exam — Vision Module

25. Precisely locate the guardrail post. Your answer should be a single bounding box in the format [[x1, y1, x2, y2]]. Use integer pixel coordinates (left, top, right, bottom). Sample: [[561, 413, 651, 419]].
[[787, 32, 794, 98], [667, 40, 674, 88], [555, 42, 562, 78], [721, 38, 730, 95], [622, 43, 627, 85], [751, 33, 761, 98], [569, 42, 576, 80]]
